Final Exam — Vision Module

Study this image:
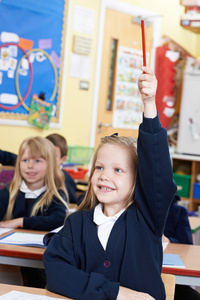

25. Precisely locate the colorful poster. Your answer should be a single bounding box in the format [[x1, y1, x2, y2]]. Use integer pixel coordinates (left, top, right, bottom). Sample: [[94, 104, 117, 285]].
[[113, 46, 148, 129], [0, 0, 66, 125]]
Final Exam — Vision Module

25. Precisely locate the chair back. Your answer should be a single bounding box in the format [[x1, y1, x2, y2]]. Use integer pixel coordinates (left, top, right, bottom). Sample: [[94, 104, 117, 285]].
[[161, 273, 176, 300]]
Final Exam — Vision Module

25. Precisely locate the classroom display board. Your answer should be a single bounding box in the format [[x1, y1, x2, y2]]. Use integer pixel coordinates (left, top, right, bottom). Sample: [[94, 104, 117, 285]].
[[0, 0, 67, 127]]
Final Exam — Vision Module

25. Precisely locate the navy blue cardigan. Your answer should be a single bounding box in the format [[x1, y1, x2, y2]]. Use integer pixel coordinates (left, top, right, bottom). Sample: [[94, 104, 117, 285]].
[[43, 115, 177, 300], [62, 169, 77, 204], [0, 149, 17, 166], [0, 187, 67, 231]]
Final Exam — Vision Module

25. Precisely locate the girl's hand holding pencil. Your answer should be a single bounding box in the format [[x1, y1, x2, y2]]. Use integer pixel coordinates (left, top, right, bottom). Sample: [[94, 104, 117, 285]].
[[138, 67, 157, 103], [138, 67, 157, 119]]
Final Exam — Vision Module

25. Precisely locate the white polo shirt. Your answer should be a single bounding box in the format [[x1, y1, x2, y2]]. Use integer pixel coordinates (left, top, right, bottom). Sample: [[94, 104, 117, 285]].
[[93, 203, 125, 250], [20, 180, 47, 199]]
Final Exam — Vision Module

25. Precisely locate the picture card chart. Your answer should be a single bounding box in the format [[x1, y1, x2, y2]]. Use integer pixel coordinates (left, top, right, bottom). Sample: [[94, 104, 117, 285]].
[[113, 46, 149, 130]]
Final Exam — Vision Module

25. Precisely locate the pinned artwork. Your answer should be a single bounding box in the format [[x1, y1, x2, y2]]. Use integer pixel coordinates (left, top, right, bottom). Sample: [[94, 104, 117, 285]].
[[28, 93, 53, 129]]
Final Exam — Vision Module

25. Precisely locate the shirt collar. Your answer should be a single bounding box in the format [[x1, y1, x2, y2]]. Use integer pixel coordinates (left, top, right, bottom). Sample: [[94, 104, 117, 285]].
[[20, 180, 47, 199], [94, 203, 125, 226]]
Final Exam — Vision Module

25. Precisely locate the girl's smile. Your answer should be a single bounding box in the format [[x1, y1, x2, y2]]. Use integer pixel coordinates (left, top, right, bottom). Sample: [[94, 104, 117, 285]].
[[97, 184, 116, 192]]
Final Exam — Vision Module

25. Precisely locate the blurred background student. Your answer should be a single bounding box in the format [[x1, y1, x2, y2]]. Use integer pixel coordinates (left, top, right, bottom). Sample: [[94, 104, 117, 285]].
[[0, 133, 77, 204], [163, 194, 200, 300], [0, 136, 68, 287], [0, 136, 68, 230], [46, 133, 77, 204]]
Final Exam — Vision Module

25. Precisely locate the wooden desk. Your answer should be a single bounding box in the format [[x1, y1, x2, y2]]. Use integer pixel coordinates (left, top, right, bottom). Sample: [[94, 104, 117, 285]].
[[0, 165, 15, 170], [0, 207, 76, 269], [0, 229, 45, 269], [2, 230, 199, 288], [189, 216, 200, 245], [0, 283, 72, 299], [163, 243, 200, 286], [0, 279, 175, 300]]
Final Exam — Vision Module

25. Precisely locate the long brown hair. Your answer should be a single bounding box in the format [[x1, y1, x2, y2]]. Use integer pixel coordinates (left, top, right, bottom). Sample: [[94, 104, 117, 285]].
[[5, 136, 68, 220], [77, 135, 138, 212]]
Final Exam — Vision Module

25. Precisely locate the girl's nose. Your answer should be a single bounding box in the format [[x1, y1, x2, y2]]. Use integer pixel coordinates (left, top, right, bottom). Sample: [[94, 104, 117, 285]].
[[27, 160, 33, 168], [100, 172, 109, 181]]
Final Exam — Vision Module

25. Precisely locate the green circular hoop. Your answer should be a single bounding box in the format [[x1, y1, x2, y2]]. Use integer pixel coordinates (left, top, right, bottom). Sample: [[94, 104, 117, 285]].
[[15, 48, 58, 111]]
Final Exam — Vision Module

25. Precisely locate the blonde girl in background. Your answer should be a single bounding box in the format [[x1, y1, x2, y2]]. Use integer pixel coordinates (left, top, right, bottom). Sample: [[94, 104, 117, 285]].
[[0, 136, 68, 231]]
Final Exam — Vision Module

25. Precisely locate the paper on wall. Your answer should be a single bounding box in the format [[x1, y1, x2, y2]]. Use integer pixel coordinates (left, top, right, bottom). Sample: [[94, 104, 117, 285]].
[[69, 52, 91, 80], [72, 5, 95, 35]]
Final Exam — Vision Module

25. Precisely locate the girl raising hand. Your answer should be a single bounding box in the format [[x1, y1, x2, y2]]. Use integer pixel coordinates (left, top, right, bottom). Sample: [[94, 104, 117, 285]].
[[43, 68, 176, 300]]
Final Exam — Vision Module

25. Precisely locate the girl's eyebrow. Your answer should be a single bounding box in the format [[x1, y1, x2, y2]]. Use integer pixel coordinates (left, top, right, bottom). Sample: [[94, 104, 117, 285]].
[[21, 156, 43, 159], [95, 160, 103, 164]]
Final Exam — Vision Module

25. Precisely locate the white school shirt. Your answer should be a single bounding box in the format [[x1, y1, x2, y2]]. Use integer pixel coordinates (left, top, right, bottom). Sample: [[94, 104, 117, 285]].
[[93, 203, 125, 250], [20, 180, 47, 199]]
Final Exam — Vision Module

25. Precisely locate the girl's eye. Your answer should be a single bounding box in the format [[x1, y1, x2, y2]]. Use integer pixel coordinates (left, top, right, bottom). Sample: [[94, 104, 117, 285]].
[[95, 166, 103, 170], [36, 159, 41, 163], [23, 159, 28, 163], [115, 168, 122, 173]]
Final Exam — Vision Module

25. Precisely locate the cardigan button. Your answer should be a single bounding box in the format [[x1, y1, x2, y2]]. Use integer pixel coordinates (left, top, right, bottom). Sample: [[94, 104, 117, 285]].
[[103, 260, 110, 268]]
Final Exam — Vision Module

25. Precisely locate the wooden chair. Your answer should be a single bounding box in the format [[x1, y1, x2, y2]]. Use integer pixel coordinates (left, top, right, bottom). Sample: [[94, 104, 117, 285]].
[[161, 273, 176, 300]]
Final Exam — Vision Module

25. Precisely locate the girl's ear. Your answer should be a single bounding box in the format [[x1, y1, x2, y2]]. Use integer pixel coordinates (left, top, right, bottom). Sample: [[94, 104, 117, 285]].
[[60, 155, 67, 165]]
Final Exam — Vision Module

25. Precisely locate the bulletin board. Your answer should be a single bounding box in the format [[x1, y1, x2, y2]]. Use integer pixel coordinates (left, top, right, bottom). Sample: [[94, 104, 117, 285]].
[[0, 0, 67, 126]]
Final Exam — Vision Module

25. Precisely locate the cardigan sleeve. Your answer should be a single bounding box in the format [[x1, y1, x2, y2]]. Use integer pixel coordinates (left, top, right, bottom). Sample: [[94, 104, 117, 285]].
[[0, 149, 17, 166], [135, 114, 177, 237], [43, 218, 119, 300], [23, 190, 67, 231], [0, 187, 9, 220]]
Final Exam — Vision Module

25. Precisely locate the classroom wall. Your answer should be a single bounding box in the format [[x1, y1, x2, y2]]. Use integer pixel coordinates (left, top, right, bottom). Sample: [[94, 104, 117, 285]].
[[123, 0, 197, 56], [196, 34, 200, 56], [0, 0, 198, 154]]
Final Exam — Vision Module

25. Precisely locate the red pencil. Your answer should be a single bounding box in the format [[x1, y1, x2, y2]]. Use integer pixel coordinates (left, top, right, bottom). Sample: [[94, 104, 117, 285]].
[[141, 19, 146, 67]]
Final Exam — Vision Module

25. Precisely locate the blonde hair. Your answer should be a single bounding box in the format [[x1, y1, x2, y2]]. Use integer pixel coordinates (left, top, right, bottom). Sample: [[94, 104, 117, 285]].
[[77, 135, 138, 212], [5, 136, 68, 220]]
